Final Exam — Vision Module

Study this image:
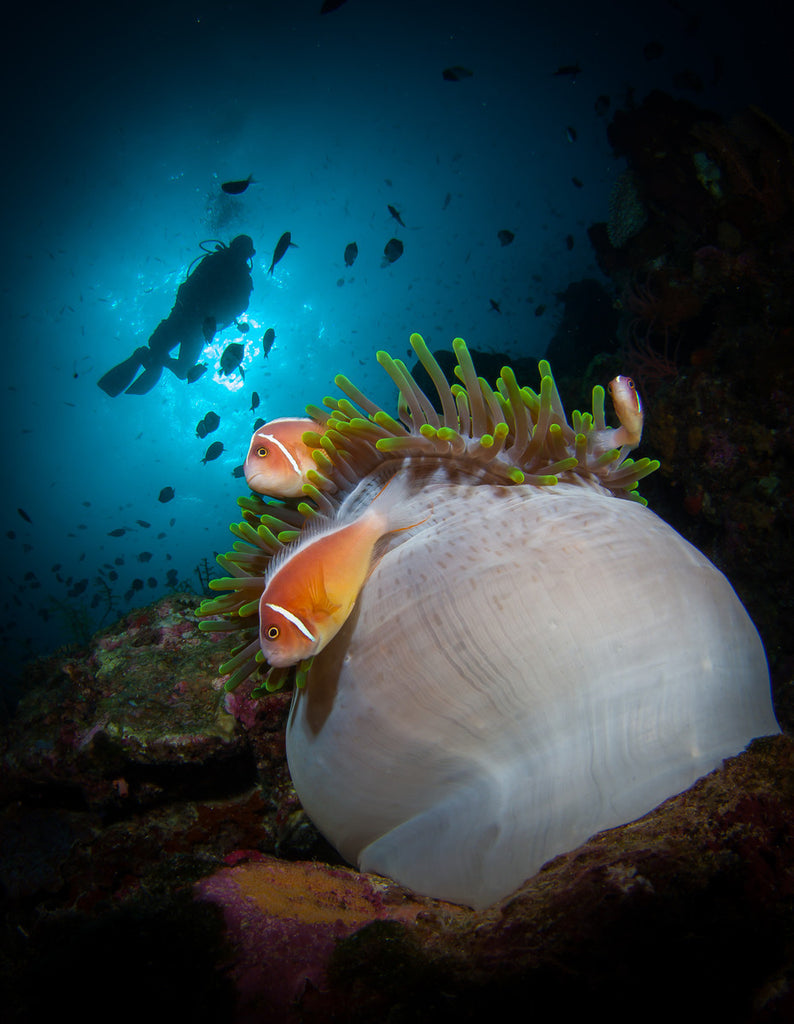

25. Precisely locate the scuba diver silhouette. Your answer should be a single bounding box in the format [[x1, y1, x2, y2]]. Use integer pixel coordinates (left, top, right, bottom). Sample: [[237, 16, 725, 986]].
[[98, 235, 255, 396]]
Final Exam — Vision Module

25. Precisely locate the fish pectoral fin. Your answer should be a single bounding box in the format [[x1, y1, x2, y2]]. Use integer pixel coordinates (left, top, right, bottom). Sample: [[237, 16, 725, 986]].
[[308, 592, 343, 620], [311, 604, 342, 623], [305, 574, 342, 620]]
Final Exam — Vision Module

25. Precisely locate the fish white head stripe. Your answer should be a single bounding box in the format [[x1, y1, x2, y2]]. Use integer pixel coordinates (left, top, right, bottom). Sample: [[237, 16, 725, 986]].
[[265, 602, 317, 642], [263, 433, 302, 477]]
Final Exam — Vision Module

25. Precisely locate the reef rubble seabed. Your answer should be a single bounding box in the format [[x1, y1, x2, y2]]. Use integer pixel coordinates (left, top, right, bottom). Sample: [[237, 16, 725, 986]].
[[1, 592, 793, 1023]]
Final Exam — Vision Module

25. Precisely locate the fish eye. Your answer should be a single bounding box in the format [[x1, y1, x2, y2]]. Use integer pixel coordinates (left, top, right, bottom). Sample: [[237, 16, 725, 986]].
[[625, 377, 636, 389], [257, 446, 269, 458], [265, 624, 280, 640]]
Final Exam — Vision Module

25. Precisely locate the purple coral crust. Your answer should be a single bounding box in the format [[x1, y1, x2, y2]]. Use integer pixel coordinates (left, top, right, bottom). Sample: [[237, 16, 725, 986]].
[[194, 856, 434, 1021]]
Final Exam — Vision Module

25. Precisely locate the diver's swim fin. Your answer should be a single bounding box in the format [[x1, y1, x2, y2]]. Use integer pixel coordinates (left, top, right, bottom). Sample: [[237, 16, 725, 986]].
[[125, 363, 164, 395], [97, 348, 149, 397]]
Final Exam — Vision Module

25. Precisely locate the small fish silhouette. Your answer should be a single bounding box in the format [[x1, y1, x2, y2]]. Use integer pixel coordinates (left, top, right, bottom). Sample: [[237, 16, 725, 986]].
[[442, 66, 473, 82], [220, 342, 245, 375], [552, 63, 581, 79], [202, 411, 220, 435], [221, 175, 254, 195], [387, 205, 405, 226], [268, 231, 298, 274], [382, 238, 404, 266], [201, 441, 224, 464]]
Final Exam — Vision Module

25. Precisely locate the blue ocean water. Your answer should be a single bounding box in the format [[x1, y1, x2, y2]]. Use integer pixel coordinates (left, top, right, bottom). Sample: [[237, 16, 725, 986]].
[[0, 0, 786, 678]]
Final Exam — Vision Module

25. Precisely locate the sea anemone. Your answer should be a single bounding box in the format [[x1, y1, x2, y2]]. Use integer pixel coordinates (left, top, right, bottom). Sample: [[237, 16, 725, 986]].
[[198, 336, 657, 692], [198, 333, 778, 909]]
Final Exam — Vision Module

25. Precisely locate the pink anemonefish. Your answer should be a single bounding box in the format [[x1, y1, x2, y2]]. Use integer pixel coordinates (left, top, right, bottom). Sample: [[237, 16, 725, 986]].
[[259, 474, 428, 667], [607, 375, 643, 449], [243, 417, 324, 498]]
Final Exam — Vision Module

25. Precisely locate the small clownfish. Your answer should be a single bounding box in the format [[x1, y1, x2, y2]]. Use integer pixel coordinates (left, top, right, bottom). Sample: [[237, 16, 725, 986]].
[[259, 474, 427, 667], [593, 375, 644, 454], [243, 417, 323, 498], [607, 375, 643, 449]]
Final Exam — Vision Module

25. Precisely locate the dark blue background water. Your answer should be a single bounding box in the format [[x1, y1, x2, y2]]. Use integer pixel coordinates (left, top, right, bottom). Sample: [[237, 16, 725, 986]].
[[1, 0, 788, 674]]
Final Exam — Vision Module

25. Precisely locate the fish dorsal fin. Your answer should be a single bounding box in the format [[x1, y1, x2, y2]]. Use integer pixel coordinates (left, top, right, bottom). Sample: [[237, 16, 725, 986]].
[[263, 506, 340, 582]]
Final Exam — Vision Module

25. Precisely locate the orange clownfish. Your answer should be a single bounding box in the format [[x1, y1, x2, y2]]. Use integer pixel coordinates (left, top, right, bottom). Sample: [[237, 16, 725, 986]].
[[244, 417, 323, 498], [259, 474, 427, 667]]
